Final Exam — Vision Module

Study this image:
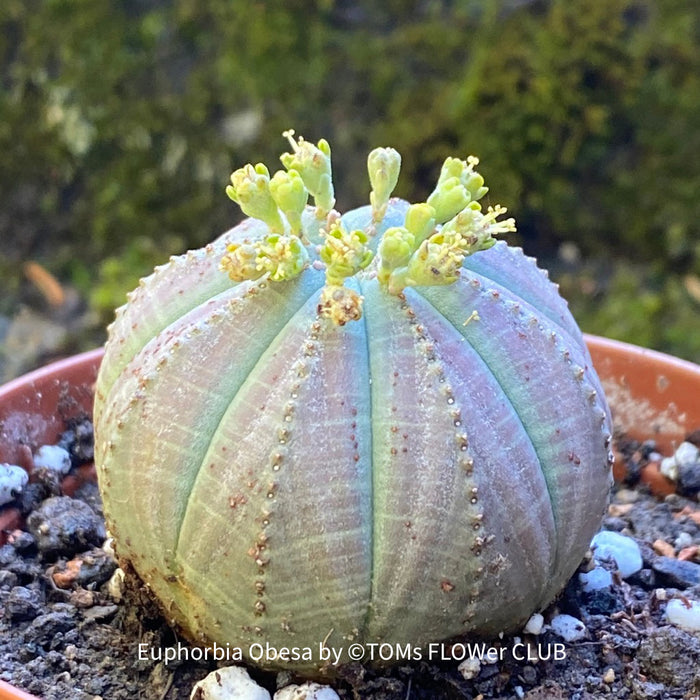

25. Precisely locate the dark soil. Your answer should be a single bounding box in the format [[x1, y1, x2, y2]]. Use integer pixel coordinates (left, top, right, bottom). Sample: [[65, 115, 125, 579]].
[[1, 418, 700, 700]]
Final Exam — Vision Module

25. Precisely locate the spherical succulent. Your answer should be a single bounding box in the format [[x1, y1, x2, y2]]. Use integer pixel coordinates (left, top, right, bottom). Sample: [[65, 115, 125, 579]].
[[94, 130, 613, 675]]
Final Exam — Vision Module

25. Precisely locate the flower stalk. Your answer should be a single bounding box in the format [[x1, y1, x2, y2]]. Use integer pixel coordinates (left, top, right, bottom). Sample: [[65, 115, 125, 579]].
[[222, 131, 515, 322]]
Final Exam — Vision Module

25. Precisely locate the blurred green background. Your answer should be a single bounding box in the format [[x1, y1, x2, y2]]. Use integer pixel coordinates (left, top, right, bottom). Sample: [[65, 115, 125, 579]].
[[1, 0, 699, 381]]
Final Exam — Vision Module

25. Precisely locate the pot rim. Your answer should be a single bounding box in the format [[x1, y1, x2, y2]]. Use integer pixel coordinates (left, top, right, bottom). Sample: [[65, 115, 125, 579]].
[[0, 348, 105, 399], [0, 679, 40, 700], [584, 333, 700, 452]]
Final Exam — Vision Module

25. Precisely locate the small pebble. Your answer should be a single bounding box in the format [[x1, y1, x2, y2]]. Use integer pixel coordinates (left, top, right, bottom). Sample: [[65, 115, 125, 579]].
[[655, 588, 668, 601], [652, 556, 700, 588], [675, 442, 700, 467], [678, 545, 699, 562], [0, 570, 19, 589], [48, 549, 116, 591], [660, 458, 679, 482], [608, 503, 633, 517], [33, 445, 72, 475], [4, 586, 43, 622], [81, 604, 118, 622], [0, 464, 29, 506], [190, 666, 271, 700], [274, 682, 340, 699], [58, 419, 95, 465], [26, 496, 106, 558], [22, 610, 76, 647], [615, 488, 640, 504], [653, 539, 675, 558], [601, 516, 627, 532], [73, 548, 118, 587], [628, 568, 656, 589], [17, 481, 54, 515], [591, 530, 643, 578], [602, 668, 615, 684], [521, 665, 537, 684], [675, 532, 693, 551], [665, 598, 700, 632], [457, 657, 481, 680], [549, 614, 587, 642], [579, 566, 613, 592], [678, 462, 700, 496], [660, 442, 700, 482], [107, 568, 126, 602], [524, 612, 544, 635], [8, 529, 36, 554], [69, 588, 96, 608]]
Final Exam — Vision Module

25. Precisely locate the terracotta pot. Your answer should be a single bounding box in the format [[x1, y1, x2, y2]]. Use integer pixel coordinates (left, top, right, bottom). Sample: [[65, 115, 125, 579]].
[[584, 335, 700, 495], [1, 338, 699, 700], [585, 335, 700, 453], [0, 348, 104, 546], [0, 681, 39, 700]]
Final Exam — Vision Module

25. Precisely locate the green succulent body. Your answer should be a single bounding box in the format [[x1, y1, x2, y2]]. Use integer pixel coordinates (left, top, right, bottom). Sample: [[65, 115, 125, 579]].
[[94, 141, 612, 675]]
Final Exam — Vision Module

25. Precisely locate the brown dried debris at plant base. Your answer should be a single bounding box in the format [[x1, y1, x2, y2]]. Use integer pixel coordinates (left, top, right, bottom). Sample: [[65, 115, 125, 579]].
[[1, 426, 700, 699]]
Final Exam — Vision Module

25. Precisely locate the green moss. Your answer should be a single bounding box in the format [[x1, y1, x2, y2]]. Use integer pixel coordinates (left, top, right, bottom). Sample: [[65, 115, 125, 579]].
[[1, 0, 699, 360]]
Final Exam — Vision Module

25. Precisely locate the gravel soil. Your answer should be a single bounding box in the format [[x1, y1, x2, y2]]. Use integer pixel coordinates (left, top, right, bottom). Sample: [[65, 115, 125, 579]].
[[1, 417, 700, 700]]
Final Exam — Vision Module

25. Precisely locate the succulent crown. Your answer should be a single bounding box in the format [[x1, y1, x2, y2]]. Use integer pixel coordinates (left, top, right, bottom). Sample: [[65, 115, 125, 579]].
[[222, 130, 515, 325]]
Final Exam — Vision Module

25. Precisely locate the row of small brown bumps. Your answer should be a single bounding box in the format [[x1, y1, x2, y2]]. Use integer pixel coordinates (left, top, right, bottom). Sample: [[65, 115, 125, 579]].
[[397, 293, 486, 624], [248, 316, 322, 633]]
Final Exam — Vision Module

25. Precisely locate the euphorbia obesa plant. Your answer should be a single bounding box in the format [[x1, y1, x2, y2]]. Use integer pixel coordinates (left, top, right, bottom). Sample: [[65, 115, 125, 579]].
[[94, 131, 613, 674]]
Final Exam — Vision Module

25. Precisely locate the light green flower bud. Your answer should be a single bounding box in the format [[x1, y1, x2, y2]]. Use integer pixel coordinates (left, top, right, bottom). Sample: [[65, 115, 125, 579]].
[[269, 169, 309, 235], [319, 222, 373, 286], [435, 156, 467, 185], [225, 163, 285, 232], [403, 203, 436, 246], [436, 155, 488, 201], [428, 155, 489, 224], [280, 130, 335, 219], [463, 170, 488, 202], [377, 226, 414, 286], [368, 147, 402, 222], [426, 176, 470, 224]]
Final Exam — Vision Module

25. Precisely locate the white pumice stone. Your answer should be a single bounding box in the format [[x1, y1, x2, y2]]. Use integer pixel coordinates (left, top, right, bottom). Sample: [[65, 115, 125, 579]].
[[591, 530, 643, 578], [107, 568, 126, 602], [0, 464, 29, 506], [660, 456, 679, 481], [579, 565, 613, 592], [458, 657, 482, 680], [189, 666, 271, 700], [661, 441, 700, 481], [33, 444, 72, 475], [274, 682, 340, 700], [675, 441, 700, 467], [524, 612, 544, 635], [665, 598, 700, 632], [550, 614, 587, 642]]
